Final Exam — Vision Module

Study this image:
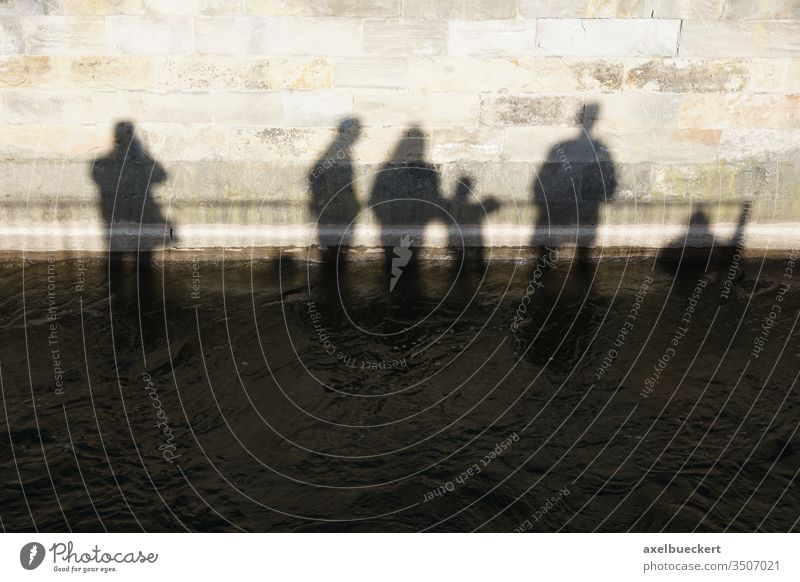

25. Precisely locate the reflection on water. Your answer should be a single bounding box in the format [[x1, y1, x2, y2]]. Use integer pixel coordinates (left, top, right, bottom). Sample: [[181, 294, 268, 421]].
[[0, 255, 798, 532]]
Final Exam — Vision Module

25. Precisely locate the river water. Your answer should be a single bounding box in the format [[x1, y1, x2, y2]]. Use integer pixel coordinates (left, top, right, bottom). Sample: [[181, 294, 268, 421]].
[[1, 253, 798, 532]]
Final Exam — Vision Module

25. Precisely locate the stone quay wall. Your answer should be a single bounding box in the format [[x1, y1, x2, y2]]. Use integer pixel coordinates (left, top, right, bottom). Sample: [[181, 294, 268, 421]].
[[1, 0, 799, 255]]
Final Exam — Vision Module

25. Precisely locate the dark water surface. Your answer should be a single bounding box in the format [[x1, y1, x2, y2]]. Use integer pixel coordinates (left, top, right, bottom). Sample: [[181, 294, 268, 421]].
[[1, 253, 798, 532]]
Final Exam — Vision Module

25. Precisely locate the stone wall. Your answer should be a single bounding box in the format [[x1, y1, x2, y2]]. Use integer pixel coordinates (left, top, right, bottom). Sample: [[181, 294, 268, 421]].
[[1, 0, 799, 254]]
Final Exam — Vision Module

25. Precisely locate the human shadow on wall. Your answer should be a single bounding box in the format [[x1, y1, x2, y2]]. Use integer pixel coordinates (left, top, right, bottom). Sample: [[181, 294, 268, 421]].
[[369, 126, 448, 298], [531, 102, 616, 279], [91, 121, 173, 306], [309, 117, 362, 269]]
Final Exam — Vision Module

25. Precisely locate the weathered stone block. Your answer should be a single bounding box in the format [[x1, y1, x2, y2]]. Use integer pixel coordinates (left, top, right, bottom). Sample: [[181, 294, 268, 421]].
[[0, 0, 50, 15], [155, 56, 333, 90], [480, 95, 583, 127], [722, 0, 800, 20], [652, 0, 723, 18], [0, 55, 51, 87], [464, 0, 516, 19], [106, 16, 194, 54], [680, 94, 800, 129], [364, 19, 447, 57], [197, 0, 244, 15], [143, 0, 198, 15], [335, 57, 408, 88], [55, 0, 144, 15], [411, 57, 622, 92], [24, 16, 106, 54], [448, 20, 536, 56], [228, 127, 334, 162], [719, 129, 800, 159], [520, 0, 654, 18], [624, 59, 749, 93], [1, 89, 94, 123], [401, 0, 517, 20], [680, 21, 800, 58], [536, 19, 680, 57], [247, 0, 399, 17], [64, 56, 154, 89], [401, 0, 464, 19]]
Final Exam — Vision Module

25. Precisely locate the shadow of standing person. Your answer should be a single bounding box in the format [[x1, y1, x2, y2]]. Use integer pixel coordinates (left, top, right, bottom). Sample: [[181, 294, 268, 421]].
[[91, 121, 172, 307], [369, 126, 447, 298], [309, 117, 362, 270], [531, 102, 616, 279]]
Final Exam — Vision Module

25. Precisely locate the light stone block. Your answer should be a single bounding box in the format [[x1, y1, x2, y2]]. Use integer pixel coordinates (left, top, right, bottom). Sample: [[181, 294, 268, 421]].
[[106, 16, 194, 54], [143, 0, 198, 15], [520, 0, 654, 18], [353, 90, 480, 127], [680, 21, 800, 58], [55, 0, 144, 15], [587, 93, 683, 130], [680, 94, 800, 129], [0, 19, 26, 55], [138, 123, 231, 161], [24, 16, 106, 54], [536, 18, 680, 57], [335, 57, 408, 88], [194, 17, 362, 55], [247, 0, 399, 17], [281, 90, 353, 127], [1, 89, 94, 123], [652, 0, 724, 18], [448, 20, 536, 56], [364, 19, 447, 57], [0, 123, 109, 160]]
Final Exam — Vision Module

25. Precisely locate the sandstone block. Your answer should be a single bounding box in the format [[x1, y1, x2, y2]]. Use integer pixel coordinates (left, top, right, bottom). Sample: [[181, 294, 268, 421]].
[[155, 56, 333, 90], [680, 94, 800, 129], [624, 59, 749, 93], [411, 57, 622, 92], [481, 95, 583, 127], [680, 21, 800, 58]]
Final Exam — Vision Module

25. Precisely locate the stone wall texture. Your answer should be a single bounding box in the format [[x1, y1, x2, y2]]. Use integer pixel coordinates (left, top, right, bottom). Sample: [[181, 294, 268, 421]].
[[1, 0, 799, 253]]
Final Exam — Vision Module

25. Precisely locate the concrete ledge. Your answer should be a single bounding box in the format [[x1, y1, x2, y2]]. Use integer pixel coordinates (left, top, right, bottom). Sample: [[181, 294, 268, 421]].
[[2, 223, 797, 255]]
